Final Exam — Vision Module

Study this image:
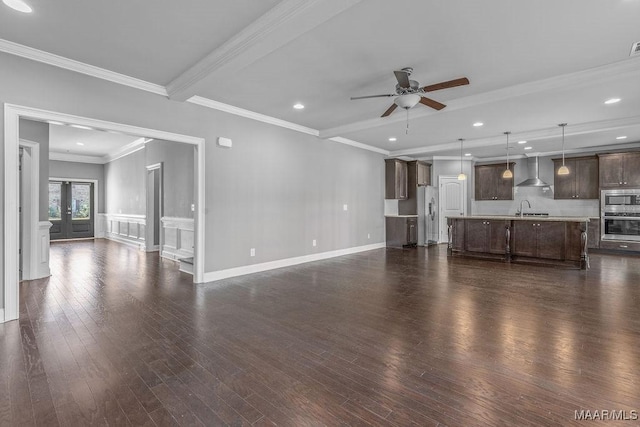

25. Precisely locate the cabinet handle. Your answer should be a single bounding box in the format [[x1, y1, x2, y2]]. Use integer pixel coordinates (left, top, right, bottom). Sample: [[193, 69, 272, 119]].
[[619, 182, 623, 185], [624, 182, 628, 185], [620, 245, 628, 248]]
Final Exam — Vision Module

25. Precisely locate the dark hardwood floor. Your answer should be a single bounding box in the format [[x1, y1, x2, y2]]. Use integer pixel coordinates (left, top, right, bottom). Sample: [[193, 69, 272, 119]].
[[2, 240, 640, 426]]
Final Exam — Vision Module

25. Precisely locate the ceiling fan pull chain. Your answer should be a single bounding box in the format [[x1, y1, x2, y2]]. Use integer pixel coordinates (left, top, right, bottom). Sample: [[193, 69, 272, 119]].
[[406, 108, 409, 134]]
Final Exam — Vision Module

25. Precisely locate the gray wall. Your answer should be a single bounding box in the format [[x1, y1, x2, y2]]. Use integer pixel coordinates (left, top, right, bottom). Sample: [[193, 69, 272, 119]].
[[104, 149, 147, 215], [0, 51, 387, 308], [49, 160, 105, 213], [146, 139, 195, 218], [19, 119, 49, 221]]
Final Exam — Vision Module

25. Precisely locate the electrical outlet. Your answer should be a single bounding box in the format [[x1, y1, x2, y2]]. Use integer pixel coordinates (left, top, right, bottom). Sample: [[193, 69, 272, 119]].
[[250, 248, 255, 257], [367, 233, 370, 239], [343, 204, 348, 211], [312, 239, 317, 247], [191, 203, 195, 212]]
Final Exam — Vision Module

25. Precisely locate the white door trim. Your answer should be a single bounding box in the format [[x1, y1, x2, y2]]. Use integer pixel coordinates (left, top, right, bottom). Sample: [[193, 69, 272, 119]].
[[145, 163, 163, 252], [18, 139, 40, 281], [4, 103, 207, 323]]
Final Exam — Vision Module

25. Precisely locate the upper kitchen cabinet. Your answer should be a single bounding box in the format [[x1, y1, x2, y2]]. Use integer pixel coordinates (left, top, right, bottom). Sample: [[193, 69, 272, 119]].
[[416, 161, 431, 186], [552, 156, 599, 199], [385, 159, 408, 199], [599, 152, 640, 188], [474, 163, 515, 201]]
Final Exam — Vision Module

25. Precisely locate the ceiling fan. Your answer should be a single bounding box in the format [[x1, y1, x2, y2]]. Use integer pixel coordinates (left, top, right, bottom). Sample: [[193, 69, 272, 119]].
[[350, 67, 469, 117]]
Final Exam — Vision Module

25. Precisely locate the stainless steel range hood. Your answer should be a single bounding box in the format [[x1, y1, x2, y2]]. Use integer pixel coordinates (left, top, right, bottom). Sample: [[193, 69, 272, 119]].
[[516, 156, 551, 187]]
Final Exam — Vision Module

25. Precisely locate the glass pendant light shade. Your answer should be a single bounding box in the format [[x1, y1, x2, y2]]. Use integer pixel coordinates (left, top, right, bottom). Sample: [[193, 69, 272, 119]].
[[457, 138, 466, 180], [502, 131, 512, 179], [557, 123, 570, 175]]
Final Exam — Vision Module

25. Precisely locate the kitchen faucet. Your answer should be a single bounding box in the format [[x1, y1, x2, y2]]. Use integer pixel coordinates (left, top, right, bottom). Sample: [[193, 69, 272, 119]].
[[518, 199, 531, 217]]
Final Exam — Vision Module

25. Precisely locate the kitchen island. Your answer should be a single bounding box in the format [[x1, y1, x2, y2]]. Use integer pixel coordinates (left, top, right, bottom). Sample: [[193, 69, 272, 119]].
[[447, 215, 590, 269]]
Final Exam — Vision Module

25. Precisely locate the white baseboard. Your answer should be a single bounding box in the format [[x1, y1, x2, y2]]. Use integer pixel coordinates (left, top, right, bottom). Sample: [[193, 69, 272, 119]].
[[0, 309, 4, 323], [202, 242, 386, 283], [104, 233, 146, 250]]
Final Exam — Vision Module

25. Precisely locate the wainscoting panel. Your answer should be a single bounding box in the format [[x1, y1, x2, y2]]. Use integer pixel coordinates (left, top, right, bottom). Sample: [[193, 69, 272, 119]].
[[96, 213, 107, 238], [36, 221, 52, 279], [105, 214, 146, 249], [161, 217, 194, 260]]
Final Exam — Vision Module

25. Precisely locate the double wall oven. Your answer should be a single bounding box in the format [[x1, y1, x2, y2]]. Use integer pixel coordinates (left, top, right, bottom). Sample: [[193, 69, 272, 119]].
[[601, 189, 640, 241]]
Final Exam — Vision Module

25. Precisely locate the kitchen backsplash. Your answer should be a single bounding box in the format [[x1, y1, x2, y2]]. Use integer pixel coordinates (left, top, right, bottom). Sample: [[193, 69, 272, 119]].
[[472, 186, 600, 217]]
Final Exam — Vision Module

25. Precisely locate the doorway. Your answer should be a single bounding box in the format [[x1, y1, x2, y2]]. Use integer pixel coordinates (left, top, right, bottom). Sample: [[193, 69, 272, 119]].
[[48, 180, 95, 240], [4, 104, 206, 323], [438, 176, 467, 242]]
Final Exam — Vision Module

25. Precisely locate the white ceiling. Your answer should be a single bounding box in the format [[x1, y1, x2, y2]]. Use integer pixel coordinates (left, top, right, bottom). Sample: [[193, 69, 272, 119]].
[[3, 0, 640, 160], [47, 123, 141, 161]]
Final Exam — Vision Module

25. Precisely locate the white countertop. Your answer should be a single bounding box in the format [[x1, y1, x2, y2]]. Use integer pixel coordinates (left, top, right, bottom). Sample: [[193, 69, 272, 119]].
[[385, 215, 419, 218], [450, 215, 591, 222]]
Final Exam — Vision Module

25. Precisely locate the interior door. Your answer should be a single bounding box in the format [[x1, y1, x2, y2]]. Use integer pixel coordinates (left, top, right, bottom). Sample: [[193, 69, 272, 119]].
[[49, 181, 95, 240]]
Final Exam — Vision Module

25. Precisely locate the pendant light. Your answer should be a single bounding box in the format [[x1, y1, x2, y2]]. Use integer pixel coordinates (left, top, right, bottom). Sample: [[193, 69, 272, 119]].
[[457, 138, 466, 181], [557, 123, 569, 175], [502, 131, 513, 179]]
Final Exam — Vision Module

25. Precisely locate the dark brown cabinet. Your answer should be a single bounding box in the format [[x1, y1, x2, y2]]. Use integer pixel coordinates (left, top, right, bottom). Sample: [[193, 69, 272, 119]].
[[598, 152, 640, 188], [416, 161, 431, 186], [552, 156, 598, 199], [513, 221, 566, 260], [464, 219, 509, 254], [474, 163, 515, 200], [385, 159, 408, 199], [386, 216, 418, 248], [587, 218, 600, 249]]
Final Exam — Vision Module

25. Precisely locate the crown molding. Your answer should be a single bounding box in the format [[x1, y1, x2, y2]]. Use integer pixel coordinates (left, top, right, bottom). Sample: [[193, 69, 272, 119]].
[[319, 57, 640, 139], [188, 96, 387, 155], [166, 0, 362, 101], [328, 137, 390, 155], [187, 96, 318, 136], [0, 39, 168, 96], [49, 151, 105, 164], [103, 139, 147, 163]]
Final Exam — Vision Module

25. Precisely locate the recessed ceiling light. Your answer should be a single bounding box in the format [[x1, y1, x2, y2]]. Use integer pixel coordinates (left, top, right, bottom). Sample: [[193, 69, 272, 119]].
[[293, 103, 305, 110], [616, 136, 627, 140], [70, 124, 93, 130], [47, 121, 65, 126], [524, 146, 533, 150], [2, 0, 32, 13], [464, 153, 472, 157], [388, 137, 397, 142], [76, 142, 84, 146], [518, 140, 527, 144], [473, 122, 484, 127], [604, 98, 621, 105]]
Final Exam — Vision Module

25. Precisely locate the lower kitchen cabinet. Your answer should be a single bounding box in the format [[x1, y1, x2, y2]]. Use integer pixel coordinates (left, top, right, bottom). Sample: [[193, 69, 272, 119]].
[[513, 221, 567, 260], [386, 216, 418, 248], [465, 219, 509, 254]]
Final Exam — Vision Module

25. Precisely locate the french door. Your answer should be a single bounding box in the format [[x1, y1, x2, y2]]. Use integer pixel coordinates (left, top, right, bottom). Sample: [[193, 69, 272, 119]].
[[49, 181, 94, 240]]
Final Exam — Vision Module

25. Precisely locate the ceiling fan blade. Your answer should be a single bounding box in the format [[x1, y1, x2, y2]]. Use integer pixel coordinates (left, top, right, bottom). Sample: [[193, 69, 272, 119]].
[[422, 77, 470, 92], [394, 70, 411, 88], [381, 104, 398, 117], [419, 97, 446, 111], [350, 94, 395, 100]]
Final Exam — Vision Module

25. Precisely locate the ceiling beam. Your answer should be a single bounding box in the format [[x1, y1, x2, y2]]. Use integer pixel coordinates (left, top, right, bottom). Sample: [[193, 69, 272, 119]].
[[319, 57, 640, 139], [166, 0, 363, 101]]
